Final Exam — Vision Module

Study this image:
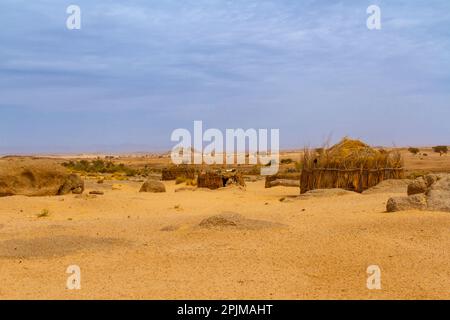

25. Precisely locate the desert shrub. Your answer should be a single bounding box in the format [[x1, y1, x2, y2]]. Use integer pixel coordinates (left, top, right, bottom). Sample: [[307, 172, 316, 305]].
[[408, 147, 420, 155], [432, 146, 448, 156], [248, 165, 261, 175], [37, 208, 50, 218], [280, 158, 293, 164], [185, 178, 197, 186], [175, 176, 186, 185], [62, 160, 138, 176]]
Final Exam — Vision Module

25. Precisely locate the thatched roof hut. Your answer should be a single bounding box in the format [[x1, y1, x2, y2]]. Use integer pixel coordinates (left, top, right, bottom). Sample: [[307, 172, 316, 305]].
[[197, 170, 246, 190], [300, 138, 404, 193]]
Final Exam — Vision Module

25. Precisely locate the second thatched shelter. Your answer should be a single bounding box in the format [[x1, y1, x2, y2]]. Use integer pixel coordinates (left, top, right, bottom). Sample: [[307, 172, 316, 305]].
[[197, 170, 246, 190], [300, 138, 404, 194]]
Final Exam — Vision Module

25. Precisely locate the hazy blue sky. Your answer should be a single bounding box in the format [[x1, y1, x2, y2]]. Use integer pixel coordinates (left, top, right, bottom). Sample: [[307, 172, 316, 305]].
[[0, 0, 449, 153]]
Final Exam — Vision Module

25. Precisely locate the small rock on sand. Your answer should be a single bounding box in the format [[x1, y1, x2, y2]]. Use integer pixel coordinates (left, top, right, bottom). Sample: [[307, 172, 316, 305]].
[[89, 191, 104, 195], [139, 179, 166, 193], [386, 194, 428, 212]]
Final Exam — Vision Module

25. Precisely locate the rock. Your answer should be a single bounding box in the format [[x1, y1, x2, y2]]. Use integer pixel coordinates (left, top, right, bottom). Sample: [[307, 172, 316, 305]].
[[363, 179, 412, 194], [269, 179, 300, 188], [426, 175, 450, 212], [279, 198, 294, 203], [407, 174, 443, 196], [386, 194, 428, 212], [424, 174, 442, 188], [0, 158, 84, 197], [112, 184, 123, 190], [386, 174, 450, 213], [139, 179, 166, 193], [407, 177, 428, 195], [89, 191, 104, 195]]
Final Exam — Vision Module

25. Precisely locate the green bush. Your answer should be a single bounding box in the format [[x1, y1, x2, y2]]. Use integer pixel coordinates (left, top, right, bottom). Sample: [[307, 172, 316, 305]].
[[280, 158, 293, 164], [62, 159, 138, 176], [408, 147, 420, 155]]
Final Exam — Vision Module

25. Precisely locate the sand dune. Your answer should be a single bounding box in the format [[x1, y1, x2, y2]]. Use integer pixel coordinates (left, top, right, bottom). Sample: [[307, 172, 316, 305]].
[[1, 178, 449, 299]]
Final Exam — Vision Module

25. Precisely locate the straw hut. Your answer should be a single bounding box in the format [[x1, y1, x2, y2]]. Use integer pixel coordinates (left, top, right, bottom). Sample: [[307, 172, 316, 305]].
[[300, 138, 404, 194], [161, 165, 196, 181], [197, 170, 246, 190]]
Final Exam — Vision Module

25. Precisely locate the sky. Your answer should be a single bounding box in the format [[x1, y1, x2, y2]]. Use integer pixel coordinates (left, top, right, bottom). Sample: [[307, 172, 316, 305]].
[[0, 0, 449, 154]]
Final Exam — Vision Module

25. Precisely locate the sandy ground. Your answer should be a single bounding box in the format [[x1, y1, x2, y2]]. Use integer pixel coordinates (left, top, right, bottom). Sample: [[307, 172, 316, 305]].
[[0, 179, 449, 300]]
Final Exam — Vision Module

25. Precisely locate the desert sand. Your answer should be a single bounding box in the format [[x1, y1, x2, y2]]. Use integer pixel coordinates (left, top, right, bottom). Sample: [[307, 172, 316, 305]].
[[1, 173, 449, 299]]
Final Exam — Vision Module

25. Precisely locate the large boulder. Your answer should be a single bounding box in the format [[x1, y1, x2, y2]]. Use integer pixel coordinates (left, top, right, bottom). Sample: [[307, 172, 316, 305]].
[[387, 173, 450, 213], [426, 175, 450, 212], [386, 194, 428, 212], [139, 179, 166, 193], [0, 158, 84, 197], [407, 174, 443, 195], [407, 177, 428, 196]]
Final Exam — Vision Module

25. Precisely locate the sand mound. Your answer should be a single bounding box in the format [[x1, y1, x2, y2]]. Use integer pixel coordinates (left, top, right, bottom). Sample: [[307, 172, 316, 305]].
[[362, 179, 412, 194], [198, 212, 286, 230], [299, 188, 356, 199], [0, 158, 84, 197]]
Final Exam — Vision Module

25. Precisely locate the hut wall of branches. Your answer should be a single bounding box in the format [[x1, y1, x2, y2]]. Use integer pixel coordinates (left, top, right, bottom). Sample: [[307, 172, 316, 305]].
[[300, 138, 404, 194], [161, 165, 196, 181]]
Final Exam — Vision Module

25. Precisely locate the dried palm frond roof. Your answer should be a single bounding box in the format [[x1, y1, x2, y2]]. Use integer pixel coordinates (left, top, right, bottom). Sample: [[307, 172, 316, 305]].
[[303, 137, 403, 170]]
